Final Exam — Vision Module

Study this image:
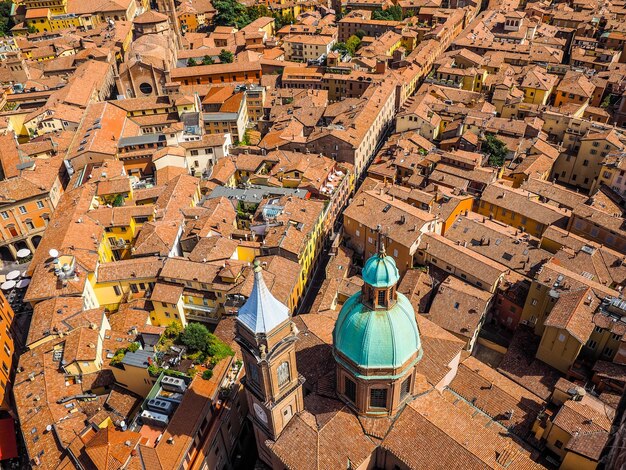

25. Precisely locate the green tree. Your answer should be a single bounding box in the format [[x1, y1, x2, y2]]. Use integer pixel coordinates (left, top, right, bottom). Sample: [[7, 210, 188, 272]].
[[355, 29, 366, 39], [201, 55, 214, 65], [332, 35, 362, 57], [180, 323, 234, 363], [206, 332, 234, 361], [484, 134, 508, 167], [165, 321, 182, 339], [0, 2, 15, 36], [202, 369, 214, 380], [372, 6, 403, 21], [332, 41, 347, 54], [187, 58, 197, 67], [180, 322, 210, 352], [238, 130, 251, 146], [249, 4, 271, 20], [213, 0, 251, 28], [345, 35, 362, 56], [219, 49, 234, 63], [112, 194, 125, 207], [274, 12, 295, 29]]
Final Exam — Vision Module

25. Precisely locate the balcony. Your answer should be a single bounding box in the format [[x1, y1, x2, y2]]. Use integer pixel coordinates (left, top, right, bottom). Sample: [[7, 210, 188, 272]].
[[109, 238, 129, 250], [185, 311, 219, 323], [183, 302, 216, 313]]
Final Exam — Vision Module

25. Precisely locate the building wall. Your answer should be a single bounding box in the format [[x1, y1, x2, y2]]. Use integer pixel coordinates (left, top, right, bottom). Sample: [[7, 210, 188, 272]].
[[179, 12, 200, 32], [440, 197, 473, 234], [476, 199, 548, 238], [172, 68, 262, 86], [523, 86, 552, 105], [94, 277, 156, 311], [542, 421, 576, 461], [395, 112, 440, 140], [494, 291, 524, 330], [536, 326, 582, 373], [150, 297, 186, 327], [284, 39, 335, 62], [591, 162, 626, 196], [111, 362, 156, 397], [552, 137, 619, 190], [554, 90, 589, 107], [338, 19, 398, 42], [519, 281, 557, 334], [568, 213, 626, 253], [561, 451, 598, 470], [586, 325, 622, 362], [0, 177, 62, 260], [0, 292, 14, 410]]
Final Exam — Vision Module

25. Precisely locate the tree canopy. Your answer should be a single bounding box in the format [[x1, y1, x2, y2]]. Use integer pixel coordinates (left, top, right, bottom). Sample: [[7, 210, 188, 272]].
[[332, 35, 362, 57], [180, 322, 234, 362], [180, 322, 208, 352], [484, 133, 508, 167], [213, 0, 292, 29], [219, 49, 234, 63], [372, 6, 403, 21], [0, 1, 15, 36]]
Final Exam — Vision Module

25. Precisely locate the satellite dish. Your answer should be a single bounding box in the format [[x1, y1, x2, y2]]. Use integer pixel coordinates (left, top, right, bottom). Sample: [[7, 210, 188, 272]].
[[49, 249, 59, 258]]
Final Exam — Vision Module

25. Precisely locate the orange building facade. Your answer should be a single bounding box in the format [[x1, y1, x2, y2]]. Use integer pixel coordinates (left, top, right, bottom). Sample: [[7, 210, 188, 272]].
[[0, 291, 15, 410]]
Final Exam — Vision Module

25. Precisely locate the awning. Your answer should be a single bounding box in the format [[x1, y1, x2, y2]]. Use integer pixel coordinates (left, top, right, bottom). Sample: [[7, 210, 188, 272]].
[[0, 418, 18, 460]]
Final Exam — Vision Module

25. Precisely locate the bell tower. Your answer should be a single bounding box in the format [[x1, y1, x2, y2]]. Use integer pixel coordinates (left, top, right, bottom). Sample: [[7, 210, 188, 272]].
[[235, 261, 304, 465]]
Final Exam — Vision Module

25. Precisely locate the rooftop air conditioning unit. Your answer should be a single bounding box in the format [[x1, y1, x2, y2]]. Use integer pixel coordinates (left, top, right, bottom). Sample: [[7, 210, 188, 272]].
[[147, 398, 174, 415], [141, 409, 169, 427], [161, 375, 187, 393]]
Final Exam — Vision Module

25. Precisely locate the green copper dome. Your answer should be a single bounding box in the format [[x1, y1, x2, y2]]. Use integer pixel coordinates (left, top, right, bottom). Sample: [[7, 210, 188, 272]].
[[362, 252, 400, 288], [333, 291, 422, 375]]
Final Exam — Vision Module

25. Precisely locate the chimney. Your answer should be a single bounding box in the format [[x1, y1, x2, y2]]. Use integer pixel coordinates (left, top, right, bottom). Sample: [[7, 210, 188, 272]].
[[375, 60, 387, 74]]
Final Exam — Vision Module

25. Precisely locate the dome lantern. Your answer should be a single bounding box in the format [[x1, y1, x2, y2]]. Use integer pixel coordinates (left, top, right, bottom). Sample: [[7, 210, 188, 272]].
[[361, 231, 400, 310]]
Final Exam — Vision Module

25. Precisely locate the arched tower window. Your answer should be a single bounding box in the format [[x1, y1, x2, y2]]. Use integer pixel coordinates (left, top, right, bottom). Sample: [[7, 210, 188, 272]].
[[277, 361, 290, 387]]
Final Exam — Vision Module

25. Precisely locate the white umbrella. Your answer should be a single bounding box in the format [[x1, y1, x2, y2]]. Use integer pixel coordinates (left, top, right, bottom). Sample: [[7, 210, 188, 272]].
[[1, 280, 16, 290], [16, 279, 30, 289], [6, 270, 21, 280], [17, 248, 31, 258]]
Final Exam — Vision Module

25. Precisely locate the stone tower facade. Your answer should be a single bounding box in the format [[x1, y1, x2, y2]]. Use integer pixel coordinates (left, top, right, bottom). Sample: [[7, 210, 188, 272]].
[[235, 261, 304, 465]]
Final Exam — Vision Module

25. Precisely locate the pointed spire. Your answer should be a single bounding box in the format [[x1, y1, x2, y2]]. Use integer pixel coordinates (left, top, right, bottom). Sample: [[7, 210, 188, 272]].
[[237, 260, 290, 334]]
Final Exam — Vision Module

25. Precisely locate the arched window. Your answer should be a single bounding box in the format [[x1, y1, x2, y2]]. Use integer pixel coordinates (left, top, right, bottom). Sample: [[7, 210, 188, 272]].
[[344, 376, 356, 403], [377, 289, 386, 306], [277, 361, 290, 387], [370, 388, 387, 408], [246, 361, 259, 385], [400, 376, 411, 401]]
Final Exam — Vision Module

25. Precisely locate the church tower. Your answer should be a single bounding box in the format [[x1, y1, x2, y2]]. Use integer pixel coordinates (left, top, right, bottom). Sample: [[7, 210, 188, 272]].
[[333, 234, 423, 417], [235, 260, 304, 465]]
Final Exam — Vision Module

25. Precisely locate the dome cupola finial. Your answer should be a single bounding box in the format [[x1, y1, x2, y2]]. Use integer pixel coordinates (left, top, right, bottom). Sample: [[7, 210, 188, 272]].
[[377, 225, 386, 257]]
